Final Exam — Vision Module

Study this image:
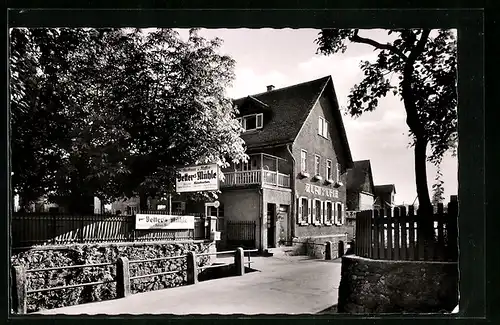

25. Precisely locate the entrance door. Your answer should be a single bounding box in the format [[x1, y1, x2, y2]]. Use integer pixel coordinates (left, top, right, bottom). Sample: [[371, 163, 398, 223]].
[[267, 203, 276, 248], [277, 205, 289, 246]]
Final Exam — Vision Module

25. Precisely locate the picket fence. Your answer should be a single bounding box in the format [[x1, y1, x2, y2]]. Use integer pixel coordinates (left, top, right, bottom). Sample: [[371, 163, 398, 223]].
[[355, 200, 458, 262], [11, 211, 208, 247]]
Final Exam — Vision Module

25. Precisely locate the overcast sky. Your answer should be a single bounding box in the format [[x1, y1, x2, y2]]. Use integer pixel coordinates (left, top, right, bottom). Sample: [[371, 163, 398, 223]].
[[175, 28, 458, 205]]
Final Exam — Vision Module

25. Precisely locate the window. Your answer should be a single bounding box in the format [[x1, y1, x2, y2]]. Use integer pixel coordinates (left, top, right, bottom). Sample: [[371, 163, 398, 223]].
[[301, 150, 307, 172], [335, 202, 344, 225], [318, 117, 328, 138], [313, 199, 322, 224], [324, 201, 333, 224], [326, 159, 332, 180], [298, 197, 310, 224], [314, 155, 321, 175], [241, 113, 264, 132], [336, 163, 341, 183]]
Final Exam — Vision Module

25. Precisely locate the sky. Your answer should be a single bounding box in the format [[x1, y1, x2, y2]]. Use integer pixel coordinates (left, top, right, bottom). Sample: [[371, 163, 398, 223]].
[[174, 28, 458, 205]]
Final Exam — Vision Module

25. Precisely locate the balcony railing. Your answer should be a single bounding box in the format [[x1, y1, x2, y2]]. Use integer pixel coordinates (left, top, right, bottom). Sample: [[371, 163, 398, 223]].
[[221, 170, 290, 188]]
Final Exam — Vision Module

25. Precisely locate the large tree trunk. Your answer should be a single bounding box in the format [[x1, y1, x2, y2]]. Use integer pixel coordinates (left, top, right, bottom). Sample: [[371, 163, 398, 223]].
[[414, 137, 432, 214], [414, 137, 435, 258]]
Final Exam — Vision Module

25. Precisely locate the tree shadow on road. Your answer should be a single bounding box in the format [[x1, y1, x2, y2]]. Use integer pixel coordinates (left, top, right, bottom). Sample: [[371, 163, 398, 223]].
[[198, 264, 259, 282], [317, 304, 338, 314]]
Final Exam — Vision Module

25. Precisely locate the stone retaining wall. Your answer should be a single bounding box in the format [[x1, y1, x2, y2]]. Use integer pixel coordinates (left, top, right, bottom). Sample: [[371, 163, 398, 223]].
[[338, 255, 458, 313], [11, 240, 215, 313], [288, 234, 348, 259]]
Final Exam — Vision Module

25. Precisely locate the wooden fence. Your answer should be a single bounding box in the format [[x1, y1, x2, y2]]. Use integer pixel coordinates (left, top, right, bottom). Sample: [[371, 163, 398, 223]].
[[11, 211, 208, 247], [355, 200, 458, 262]]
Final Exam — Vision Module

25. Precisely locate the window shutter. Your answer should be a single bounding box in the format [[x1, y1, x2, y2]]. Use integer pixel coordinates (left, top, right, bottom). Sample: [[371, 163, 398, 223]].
[[324, 121, 329, 138], [298, 198, 303, 224], [341, 203, 345, 225], [256, 113, 263, 129], [318, 117, 323, 135], [307, 199, 312, 224], [321, 201, 326, 224], [333, 203, 338, 225], [312, 200, 316, 223]]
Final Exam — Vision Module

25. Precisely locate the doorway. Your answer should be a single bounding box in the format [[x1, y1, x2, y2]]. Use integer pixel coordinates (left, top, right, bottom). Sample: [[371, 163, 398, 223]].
[[267, 203, 276, 248], [277, 205, 289, 246]]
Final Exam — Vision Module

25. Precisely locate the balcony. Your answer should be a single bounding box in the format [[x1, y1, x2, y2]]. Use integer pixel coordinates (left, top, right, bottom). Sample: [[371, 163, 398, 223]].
[[221, 152, 291, 188], [221, 169, 291, 188]]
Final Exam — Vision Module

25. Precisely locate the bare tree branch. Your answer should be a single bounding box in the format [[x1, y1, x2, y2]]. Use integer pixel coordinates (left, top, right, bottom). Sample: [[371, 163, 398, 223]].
[[351, 29, 408, 61]]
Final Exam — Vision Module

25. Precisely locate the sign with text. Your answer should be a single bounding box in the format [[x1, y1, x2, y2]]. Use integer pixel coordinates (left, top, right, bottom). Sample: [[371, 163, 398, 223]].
[[176, 164, 220, 193], [305, 183, 339, 199], [135, 214, 195, 230]]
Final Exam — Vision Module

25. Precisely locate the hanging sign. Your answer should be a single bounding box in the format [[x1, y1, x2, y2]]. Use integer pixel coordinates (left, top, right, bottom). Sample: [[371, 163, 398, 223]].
[[135, 214, 195, 230], [176, 163, 220, 193]]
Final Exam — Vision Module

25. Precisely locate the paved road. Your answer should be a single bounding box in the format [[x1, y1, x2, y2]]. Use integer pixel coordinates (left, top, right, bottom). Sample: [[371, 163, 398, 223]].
[[36, 256, 341, 315]]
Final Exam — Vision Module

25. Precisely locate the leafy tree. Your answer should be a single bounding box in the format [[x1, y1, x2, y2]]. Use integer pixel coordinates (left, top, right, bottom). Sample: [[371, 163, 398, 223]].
[[315, 29, 457, 217], [431, 166, 445, 207], [10, 28, 247, 212]]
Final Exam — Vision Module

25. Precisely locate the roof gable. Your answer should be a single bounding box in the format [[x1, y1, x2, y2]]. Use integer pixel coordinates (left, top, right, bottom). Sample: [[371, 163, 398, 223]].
[[233, 76, 353, 169], [233, 76, 330, 148], [347, 160, 375, 194], [374, 184, 397, 196]]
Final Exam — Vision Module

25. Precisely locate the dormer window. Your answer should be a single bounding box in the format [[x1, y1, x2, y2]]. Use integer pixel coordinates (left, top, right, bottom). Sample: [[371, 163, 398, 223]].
[[241, 113, 263, 132]]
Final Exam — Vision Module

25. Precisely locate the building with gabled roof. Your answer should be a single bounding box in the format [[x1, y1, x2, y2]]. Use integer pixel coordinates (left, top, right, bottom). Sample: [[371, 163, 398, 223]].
[[346, 159, 376, 212], [373, 184, 397, 209], [206, 75, 354, 251]]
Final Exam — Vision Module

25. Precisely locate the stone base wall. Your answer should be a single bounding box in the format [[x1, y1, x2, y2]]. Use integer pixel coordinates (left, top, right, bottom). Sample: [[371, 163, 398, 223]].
[[288, 234, 348, 259], [338, 255, 458, 313], [11, 240, 215, 313]]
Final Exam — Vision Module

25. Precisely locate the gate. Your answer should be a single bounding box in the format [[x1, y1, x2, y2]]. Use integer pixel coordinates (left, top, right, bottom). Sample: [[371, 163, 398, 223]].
[[226, 220, 256, 249]]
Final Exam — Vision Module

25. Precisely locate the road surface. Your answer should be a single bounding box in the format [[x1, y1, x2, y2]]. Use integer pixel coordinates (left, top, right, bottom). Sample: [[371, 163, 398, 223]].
[[35, 255, 341, 315]]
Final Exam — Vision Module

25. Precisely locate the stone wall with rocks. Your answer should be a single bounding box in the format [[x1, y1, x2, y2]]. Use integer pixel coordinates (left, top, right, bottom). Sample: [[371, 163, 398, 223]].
[[11, 240, 215, 313], [338, 255, 458, 313]]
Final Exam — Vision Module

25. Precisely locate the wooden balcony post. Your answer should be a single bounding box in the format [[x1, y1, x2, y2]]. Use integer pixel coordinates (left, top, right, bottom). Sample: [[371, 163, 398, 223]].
[[275, 157, 279, 185]]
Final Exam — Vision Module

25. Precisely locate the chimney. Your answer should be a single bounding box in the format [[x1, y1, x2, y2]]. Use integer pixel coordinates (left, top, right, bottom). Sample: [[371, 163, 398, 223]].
[[266, 85, 275, 92]]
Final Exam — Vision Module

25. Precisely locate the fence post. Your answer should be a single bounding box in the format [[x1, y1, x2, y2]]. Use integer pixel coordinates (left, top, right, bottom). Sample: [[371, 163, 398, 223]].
[[186, 252, 198, 285], [235, 247, 245, 276], [338, 240, 345, 258], [325, 241, 333, 260], [11, 265, 27, 314], [116, 257, 130, 298]]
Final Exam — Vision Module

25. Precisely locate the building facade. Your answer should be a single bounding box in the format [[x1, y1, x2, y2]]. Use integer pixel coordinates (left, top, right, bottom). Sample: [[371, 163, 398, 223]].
[[210, 76, 354, 250]]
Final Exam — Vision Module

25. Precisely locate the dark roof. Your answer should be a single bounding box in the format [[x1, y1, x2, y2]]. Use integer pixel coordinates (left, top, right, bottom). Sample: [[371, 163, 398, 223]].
[[374, 184, 396, 195], [233, 76, 353, 167], [346, 160, 375, 194]]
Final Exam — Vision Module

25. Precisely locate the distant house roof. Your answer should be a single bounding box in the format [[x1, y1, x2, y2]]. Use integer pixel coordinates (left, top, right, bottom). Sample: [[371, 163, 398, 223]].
[[346, 160, 375, 194], [374, 184, 397, 196], [233, 76, 353, 168]]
